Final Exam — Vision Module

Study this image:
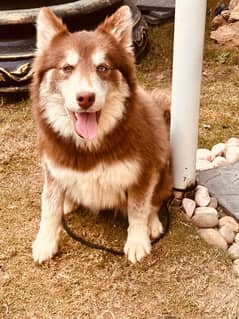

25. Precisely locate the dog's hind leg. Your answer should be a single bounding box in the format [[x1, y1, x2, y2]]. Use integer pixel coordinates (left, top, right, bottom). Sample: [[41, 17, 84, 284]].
[[148, 206, 164, 239], [63, 194, 78, 215], [148, 166, 172, 240], [32, 168, 64, 263]]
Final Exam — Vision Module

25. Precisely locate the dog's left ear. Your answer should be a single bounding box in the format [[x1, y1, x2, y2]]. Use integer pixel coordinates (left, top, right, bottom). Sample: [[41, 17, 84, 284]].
[[100, 6, 133, 53]]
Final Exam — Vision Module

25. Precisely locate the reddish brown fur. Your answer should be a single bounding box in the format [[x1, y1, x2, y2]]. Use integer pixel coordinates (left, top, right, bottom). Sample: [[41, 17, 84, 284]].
[[31, 9, 172, 212], [31, 6, 174, 264]]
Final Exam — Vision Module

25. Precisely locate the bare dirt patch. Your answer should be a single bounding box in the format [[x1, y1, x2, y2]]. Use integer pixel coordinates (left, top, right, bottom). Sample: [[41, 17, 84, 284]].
[[1, 2, 239, 318]]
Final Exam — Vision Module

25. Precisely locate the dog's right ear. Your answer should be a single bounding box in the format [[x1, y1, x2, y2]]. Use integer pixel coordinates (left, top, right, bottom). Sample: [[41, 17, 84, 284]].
[[36, 7, 67, 52]]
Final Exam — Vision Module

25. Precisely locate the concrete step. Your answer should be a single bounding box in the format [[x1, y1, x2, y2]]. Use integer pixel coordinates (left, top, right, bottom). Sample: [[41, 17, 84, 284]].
[[199, 161, 239, 220]]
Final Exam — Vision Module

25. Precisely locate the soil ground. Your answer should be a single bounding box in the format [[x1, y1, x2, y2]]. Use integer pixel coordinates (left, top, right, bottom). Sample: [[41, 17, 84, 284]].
[[1, 1, 239, 318]]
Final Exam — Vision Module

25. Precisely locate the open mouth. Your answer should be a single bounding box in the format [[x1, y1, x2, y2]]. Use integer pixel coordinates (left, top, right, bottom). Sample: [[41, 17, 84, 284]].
[[71, 111, 100, 140]]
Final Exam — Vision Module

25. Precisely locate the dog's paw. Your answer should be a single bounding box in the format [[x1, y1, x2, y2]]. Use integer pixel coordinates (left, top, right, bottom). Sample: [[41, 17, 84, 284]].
[[148, 214, 164, 239], [124, 225, 151, 263], [32, 231, 59, 264]]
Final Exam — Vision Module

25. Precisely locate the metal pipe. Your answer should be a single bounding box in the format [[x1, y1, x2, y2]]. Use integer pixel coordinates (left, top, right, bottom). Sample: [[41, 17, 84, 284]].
[[170, 0, 207, 191]]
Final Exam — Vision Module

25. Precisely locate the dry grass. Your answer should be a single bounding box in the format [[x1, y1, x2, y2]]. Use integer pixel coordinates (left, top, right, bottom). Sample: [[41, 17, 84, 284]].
[[1, 2, 239, 318], [137, 0, 239, 148]]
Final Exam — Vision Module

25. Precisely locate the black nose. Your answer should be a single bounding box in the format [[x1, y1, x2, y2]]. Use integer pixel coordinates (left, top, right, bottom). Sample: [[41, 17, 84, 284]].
[[76, 92, 95, 109]]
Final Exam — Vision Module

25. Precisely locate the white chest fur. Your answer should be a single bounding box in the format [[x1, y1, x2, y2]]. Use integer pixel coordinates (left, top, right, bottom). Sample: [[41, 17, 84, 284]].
[[44, 156, 140, 210]]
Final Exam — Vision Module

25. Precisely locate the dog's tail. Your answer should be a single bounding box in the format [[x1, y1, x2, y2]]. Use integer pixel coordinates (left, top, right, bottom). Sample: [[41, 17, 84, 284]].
[[151, 88, 171, 127]]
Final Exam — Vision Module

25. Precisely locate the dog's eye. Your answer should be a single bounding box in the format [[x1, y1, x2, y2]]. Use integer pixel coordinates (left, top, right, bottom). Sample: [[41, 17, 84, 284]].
[[62, 64, 74, 73], [96, 64, 109, 73]]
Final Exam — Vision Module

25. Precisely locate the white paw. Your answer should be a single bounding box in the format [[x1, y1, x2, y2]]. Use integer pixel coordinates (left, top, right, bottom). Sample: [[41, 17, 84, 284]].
[[32, 230, 60, 264], [148, 214, 164, 239], [124, 225, 151, 263]]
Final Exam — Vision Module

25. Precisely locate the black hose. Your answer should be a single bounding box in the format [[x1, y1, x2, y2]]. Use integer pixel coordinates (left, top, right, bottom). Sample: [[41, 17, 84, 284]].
[[62, 201, 170, 256]]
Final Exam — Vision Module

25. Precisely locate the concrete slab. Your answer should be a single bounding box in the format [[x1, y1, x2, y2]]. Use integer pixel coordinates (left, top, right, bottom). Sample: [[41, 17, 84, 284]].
[[199, 161, 239, 220]]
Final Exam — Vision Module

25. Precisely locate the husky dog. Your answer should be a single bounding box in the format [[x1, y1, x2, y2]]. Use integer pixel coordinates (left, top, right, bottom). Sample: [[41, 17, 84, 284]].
[[31, 6, 172, 264]]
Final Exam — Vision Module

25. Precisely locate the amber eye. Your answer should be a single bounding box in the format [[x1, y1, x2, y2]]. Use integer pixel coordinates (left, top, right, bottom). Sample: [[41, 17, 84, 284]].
[[96, 64, 109, 73], [62, 64, 74, 73]]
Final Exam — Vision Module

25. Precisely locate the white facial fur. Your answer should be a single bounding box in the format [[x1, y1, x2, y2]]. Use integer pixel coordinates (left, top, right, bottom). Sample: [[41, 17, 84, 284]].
[[91, 49, 106, 66], [60, 72, 107, 113], [39, 48, 130, 148], [65, 49, 79, 66], [57, 50, 105, 114]]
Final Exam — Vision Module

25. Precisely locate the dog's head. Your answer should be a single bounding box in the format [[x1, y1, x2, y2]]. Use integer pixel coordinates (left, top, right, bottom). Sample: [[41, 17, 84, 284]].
[[32, 6, 137, 145]]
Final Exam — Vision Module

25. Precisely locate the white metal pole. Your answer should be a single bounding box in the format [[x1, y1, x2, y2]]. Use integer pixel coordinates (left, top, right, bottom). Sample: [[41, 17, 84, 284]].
[[170, 0, 207, 191]]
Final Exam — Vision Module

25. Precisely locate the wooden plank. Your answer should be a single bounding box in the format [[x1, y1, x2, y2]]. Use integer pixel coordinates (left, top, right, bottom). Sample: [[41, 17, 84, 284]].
[[199, 162, 239, 220]]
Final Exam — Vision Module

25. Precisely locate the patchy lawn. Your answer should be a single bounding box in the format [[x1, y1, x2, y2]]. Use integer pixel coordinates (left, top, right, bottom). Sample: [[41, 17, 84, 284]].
[[1, 1, 239, 318]]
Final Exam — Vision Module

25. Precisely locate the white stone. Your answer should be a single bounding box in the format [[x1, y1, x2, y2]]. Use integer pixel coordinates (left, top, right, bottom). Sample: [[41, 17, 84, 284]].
[[225, 146, 239, 164], [229, 0, 239, 11], [208, 197, 218, 209], [219, 225, 235, 244], [195, 186, 211, 207], [212, 156, 228, 168], [235, 233, 239, 243], [221, 10, 230, 20], [197, 228, 228, 250], [211, 14, 228, 30], [219, 216, 239, 232], [226, 137, 239, 147], [228, 243, 239, 260], [233, 259, 239, 265], [210, 20, 239, 45], [192, 214, 218, 228], [229, 3, 239, 21], [192, 207, 218, 228], [211, 143, 226, 157], [194, 206, 218, 216], [196, 148, 215, 161], [196, 185, 208, 191], [182, 198, 196, 219], [196, 159, 214, 171]]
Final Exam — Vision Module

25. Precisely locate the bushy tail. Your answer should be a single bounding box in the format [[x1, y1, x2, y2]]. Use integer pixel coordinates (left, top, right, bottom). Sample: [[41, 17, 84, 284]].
[[151, 88, 171, 127]]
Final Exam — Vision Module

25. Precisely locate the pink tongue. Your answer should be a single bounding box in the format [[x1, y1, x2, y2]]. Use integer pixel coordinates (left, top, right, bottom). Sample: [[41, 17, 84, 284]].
[[74, 112, 98, 139]]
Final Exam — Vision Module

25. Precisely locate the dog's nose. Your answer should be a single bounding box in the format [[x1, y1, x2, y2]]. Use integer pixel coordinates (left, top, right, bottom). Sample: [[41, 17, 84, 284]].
[[76, 92, 95, 109]]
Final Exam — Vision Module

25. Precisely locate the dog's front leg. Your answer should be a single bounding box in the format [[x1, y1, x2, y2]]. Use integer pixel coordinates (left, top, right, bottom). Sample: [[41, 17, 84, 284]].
[[32, 168, 64, 263], [124, 176, 158, 263]]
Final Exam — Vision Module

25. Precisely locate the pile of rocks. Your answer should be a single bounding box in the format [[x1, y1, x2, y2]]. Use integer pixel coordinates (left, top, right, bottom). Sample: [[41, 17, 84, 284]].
[[182, 186, 239, 275], [211, 0, 239, 46], [182, 136, 239, 275], [196, 137, 239, 171]]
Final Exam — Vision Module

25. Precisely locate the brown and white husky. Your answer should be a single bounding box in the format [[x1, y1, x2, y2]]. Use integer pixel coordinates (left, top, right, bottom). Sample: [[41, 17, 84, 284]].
[[31, 5, 172, 264]]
